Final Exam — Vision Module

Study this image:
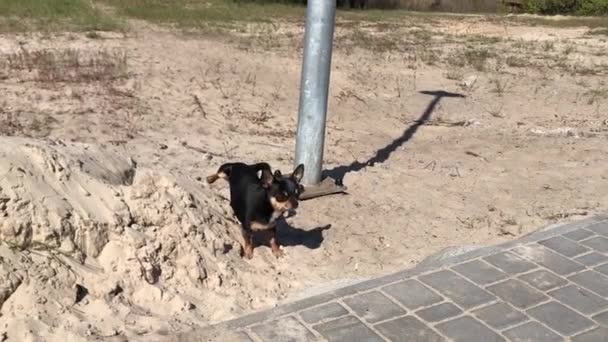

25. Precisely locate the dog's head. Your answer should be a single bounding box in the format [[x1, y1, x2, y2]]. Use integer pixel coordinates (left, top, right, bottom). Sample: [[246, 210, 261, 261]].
[[260, 164, 305, 212]]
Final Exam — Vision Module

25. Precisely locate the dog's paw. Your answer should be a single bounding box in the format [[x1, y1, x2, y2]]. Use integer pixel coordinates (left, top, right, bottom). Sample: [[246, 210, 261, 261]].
[[272, 248, 284, 259], [243, 246, 254, 260]]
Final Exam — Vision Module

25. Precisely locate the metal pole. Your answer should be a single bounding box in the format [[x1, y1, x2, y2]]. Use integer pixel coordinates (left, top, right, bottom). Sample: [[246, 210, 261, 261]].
[[294, 0, 336, 186]]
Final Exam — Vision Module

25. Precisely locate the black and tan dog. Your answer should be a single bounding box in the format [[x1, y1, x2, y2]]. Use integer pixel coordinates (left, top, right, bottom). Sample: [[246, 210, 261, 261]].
[[207, 162, 304, 259]]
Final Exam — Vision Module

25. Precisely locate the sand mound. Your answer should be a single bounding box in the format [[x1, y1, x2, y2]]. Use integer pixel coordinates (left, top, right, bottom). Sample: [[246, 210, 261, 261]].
[[0, 137, 287, 341]]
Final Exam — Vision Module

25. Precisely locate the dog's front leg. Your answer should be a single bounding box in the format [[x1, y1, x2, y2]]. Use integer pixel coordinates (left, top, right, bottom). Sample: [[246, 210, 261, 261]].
[[269, 226, 283, 258], [241, 223, 254, 260]]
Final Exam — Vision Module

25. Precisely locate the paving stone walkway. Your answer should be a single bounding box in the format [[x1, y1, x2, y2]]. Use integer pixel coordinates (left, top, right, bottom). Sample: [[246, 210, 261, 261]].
[[190, 215, 608, 341]]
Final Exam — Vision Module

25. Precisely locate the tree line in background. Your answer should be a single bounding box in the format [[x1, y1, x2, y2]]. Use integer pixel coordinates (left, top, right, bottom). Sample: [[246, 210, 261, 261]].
[[243, 0, 608, 15]]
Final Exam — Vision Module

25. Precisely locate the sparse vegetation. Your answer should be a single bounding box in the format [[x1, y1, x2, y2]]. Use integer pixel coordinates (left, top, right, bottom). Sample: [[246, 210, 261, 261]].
[[563, 44, 576, 55], [466, 48, 494, 71], [486, 103, 505, 118], [446, 47, 494, 71], [85, 31, 102, 39], [0, 0, 603, 87], [542, 41, 555, 51], [0, 107, 58, 138], [419, 48, 440, 65], [0, 110, 24, 136], [584, 86, 608, 104], [338, 27, 401, 53], [587, 27, 608, 36], [445, 69, 464, 81], [506, 55, 529, 67], [502, 14, 608, 29], [2, 48, 128, 83], [490, 76, 509, 96], [447, 51, 467, 68]]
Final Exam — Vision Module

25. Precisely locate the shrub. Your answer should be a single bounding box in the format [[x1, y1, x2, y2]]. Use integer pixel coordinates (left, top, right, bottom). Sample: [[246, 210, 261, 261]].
[[577, 0, 608, 14], [522, 0, 578, 14]]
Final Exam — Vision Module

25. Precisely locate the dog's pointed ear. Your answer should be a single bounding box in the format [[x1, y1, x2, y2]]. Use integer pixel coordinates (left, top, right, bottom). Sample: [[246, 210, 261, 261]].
[[292, 164, 304, 183], [273, 170, 282, 178], [261, 169, 274, 188]]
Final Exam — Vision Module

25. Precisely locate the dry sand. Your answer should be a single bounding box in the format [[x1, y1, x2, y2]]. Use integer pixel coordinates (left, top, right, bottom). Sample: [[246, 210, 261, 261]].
[[1, 14, 608, 341]]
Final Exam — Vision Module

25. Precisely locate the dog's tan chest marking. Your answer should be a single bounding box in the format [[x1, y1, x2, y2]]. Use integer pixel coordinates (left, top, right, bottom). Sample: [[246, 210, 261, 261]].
[[249, 221, 270, 231], [270, 197, 292, 211], [250, 210, 283, 231]]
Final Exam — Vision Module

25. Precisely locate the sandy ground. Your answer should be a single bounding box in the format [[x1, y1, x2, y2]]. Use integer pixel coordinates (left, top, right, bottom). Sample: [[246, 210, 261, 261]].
[[1, 13, 608, 341]]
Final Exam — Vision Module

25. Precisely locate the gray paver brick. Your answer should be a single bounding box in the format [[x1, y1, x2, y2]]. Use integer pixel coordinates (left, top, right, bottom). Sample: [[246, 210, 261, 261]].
[[382, 279, 442, 310], [528, 302, 595, 336], [436, 316, 505, 342], [313, 316, 384, 342], [196, 216, 608, 341], [571, 327, 608, 342], [587, 222, 608, 237], [299, 302, 348, 324], [518, 269, 567, 291], [596, 263, 608, 277], [580, 236, 608, 253], [375, 316, 445, 342], [576, 252, 608, 267], [569, 270, 608, 297], [472, 302, 528, 330], [486, 279, 548, 309], [539, 236, 590, 257], [513, 245, 585, 275], [343, 291, 405, 324], [564, 229, 596, 242], [419, 270, 495, 309], [233, 331, 255, 342], [549, 285, 608, 315], [416, 302, 462, 323], [452, 259, 508, 285], [251, 316, 315, 342], [593, 310, 608, 326], [503, 322, 563, 342], [483, 251, 537, 275]]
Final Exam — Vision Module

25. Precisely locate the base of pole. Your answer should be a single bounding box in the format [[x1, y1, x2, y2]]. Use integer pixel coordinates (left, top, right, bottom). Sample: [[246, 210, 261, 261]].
[[299, 177, 347, 200]]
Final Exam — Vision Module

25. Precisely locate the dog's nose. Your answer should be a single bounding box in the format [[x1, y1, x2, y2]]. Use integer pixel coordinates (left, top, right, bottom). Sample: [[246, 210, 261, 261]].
[[285, 208, 297, 218]]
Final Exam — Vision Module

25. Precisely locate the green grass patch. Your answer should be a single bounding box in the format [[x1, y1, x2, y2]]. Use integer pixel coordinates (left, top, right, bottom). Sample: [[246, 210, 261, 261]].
[[98, 0, 479, 28], [99, 0, 306, 27], [0, 0, 122, 32], [2, 0, 606, 34]]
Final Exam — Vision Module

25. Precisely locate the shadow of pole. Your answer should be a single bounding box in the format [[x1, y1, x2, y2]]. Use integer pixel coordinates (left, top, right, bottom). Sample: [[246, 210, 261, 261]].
[[323, 90, 466, 184]]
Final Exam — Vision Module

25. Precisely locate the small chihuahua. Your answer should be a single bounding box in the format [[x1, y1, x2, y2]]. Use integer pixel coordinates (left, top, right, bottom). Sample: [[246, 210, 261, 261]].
[[207, 162, 305, 259]]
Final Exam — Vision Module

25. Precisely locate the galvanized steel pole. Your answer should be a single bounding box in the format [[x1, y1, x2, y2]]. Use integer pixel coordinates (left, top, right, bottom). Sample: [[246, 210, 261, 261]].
[[294, 0, 336, 186]]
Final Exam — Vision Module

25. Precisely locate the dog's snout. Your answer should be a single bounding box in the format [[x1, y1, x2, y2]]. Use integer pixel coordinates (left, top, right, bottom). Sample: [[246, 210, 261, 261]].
[[285, 208, 297, 218]]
